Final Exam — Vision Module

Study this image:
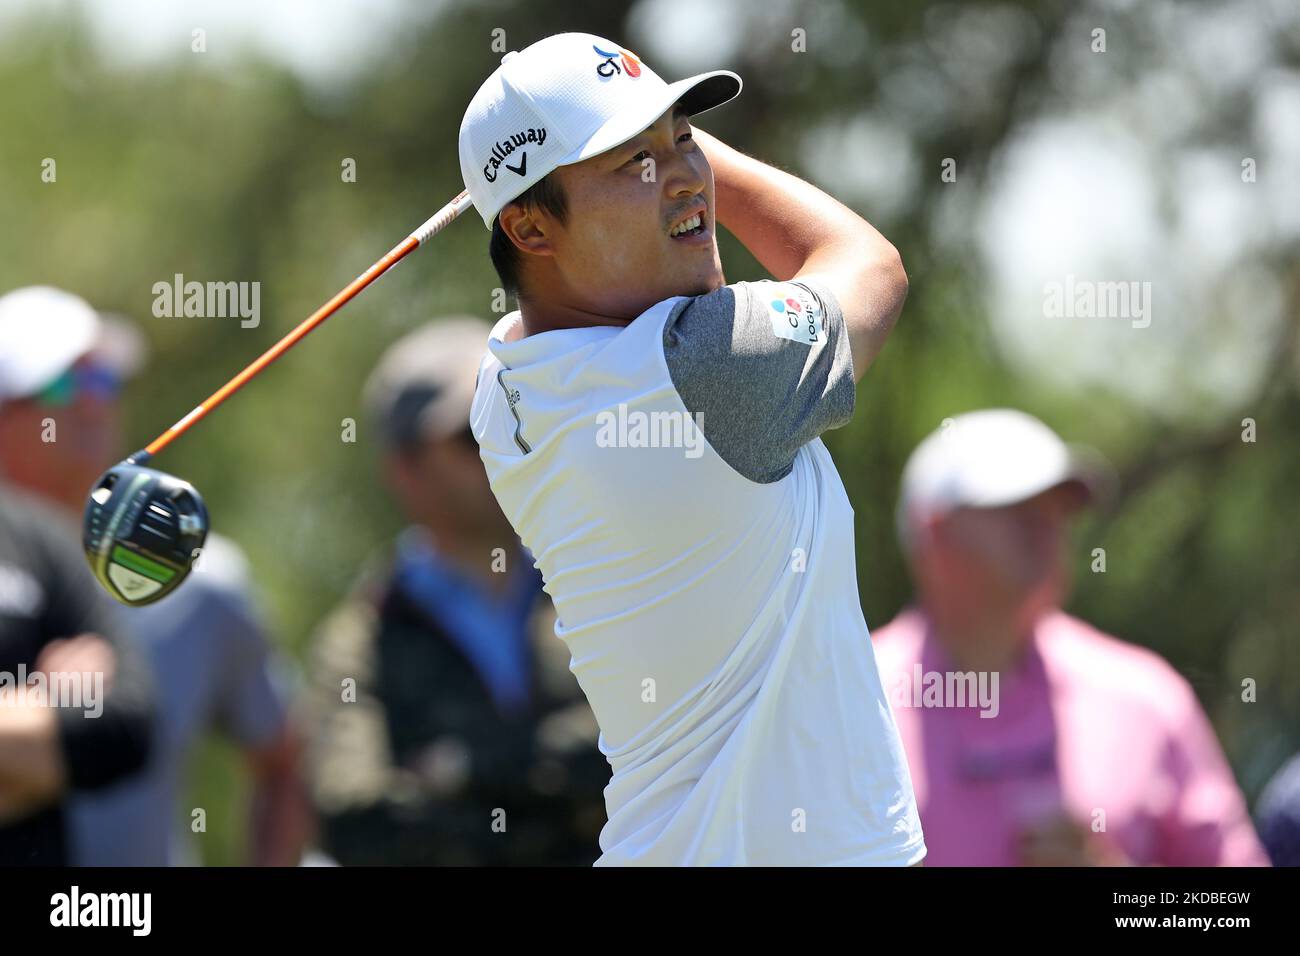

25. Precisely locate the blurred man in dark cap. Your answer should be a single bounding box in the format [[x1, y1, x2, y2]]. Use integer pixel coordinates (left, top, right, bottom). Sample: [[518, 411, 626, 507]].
[[0, 284, 308, 867], [871, 409, 1269, 866], [0, 285, 155, 865], [305, 317, 607, 866]]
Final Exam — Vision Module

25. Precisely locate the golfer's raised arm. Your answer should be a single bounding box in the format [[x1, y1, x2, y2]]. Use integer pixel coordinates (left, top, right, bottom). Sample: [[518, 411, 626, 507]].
[[693, 127, 908, 384]]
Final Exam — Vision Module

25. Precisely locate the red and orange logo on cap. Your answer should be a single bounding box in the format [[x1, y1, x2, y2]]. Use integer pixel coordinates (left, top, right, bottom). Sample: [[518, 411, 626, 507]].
[[593, 44, 641, 79]]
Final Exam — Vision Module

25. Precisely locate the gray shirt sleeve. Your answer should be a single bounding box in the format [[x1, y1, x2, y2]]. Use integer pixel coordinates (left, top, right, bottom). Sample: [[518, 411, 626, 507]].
[[662, 277, 856, 483]]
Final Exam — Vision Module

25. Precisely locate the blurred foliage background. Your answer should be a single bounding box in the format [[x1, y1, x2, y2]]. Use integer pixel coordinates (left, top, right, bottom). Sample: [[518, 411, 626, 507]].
[[1, 0, 1296, 864]]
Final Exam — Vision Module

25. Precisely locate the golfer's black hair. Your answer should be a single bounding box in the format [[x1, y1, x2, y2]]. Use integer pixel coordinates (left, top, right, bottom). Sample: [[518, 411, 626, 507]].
[[489, 173, 568, 300]]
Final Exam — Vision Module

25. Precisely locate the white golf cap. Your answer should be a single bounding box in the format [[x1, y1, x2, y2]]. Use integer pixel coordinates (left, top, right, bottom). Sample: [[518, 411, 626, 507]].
[[459, 32, 741, 229], [897, 409, 1114, 542], [0, 286, 146, 403]]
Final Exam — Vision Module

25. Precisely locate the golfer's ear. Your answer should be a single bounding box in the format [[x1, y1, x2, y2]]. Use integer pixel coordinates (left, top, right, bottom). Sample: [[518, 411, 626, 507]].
[[499, 203, 554, 257]]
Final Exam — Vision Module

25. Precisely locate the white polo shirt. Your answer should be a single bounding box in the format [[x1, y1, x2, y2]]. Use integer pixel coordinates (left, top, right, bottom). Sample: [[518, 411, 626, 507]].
[[470, 278, 925, 865]]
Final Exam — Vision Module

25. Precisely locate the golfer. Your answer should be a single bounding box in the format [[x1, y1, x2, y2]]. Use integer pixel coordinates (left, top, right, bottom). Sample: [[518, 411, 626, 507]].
[[462, 32, 923, 865]]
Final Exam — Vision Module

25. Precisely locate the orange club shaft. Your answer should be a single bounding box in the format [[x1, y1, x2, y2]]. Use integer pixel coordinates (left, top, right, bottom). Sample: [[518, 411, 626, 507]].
[[142, 190, 473, 459]]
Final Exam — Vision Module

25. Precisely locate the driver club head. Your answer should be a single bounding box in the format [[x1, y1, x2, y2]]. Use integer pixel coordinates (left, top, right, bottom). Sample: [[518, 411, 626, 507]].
[[83, 452, 209, 606]]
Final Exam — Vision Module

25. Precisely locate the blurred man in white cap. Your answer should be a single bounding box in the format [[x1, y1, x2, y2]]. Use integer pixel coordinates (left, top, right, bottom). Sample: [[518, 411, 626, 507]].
[[871, 409, 1269, 866], [0, 285, 308, 866], [0, 286, 142, 513], [0, 285, 155, 865], [305, 318, 607, 866]]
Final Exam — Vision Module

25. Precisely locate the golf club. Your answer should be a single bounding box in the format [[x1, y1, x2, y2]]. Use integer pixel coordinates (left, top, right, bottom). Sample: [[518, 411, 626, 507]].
[[84, 189, 475, 606]]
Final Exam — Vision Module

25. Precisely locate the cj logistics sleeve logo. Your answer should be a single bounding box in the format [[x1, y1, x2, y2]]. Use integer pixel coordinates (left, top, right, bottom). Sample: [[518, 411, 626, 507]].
[[768, 285, 824, 346]]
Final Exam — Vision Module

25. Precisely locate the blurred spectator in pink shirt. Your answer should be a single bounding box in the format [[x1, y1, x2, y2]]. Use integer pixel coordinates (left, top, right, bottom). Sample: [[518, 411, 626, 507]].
[[871, 409, 1268, 867]]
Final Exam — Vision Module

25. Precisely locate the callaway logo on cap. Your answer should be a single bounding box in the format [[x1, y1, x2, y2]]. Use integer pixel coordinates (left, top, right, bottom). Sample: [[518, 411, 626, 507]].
[[458, 32, 742, 230]]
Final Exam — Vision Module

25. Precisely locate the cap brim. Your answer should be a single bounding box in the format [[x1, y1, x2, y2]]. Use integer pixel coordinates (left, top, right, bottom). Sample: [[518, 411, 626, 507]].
[[963, 445, 1117, 511], [1061, 445, 1119, 508], [561, 69, 742, 166]]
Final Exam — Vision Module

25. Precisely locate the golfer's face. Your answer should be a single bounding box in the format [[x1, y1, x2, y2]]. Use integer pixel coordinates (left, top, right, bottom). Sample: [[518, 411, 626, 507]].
[[548, 106, 724, 316]]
